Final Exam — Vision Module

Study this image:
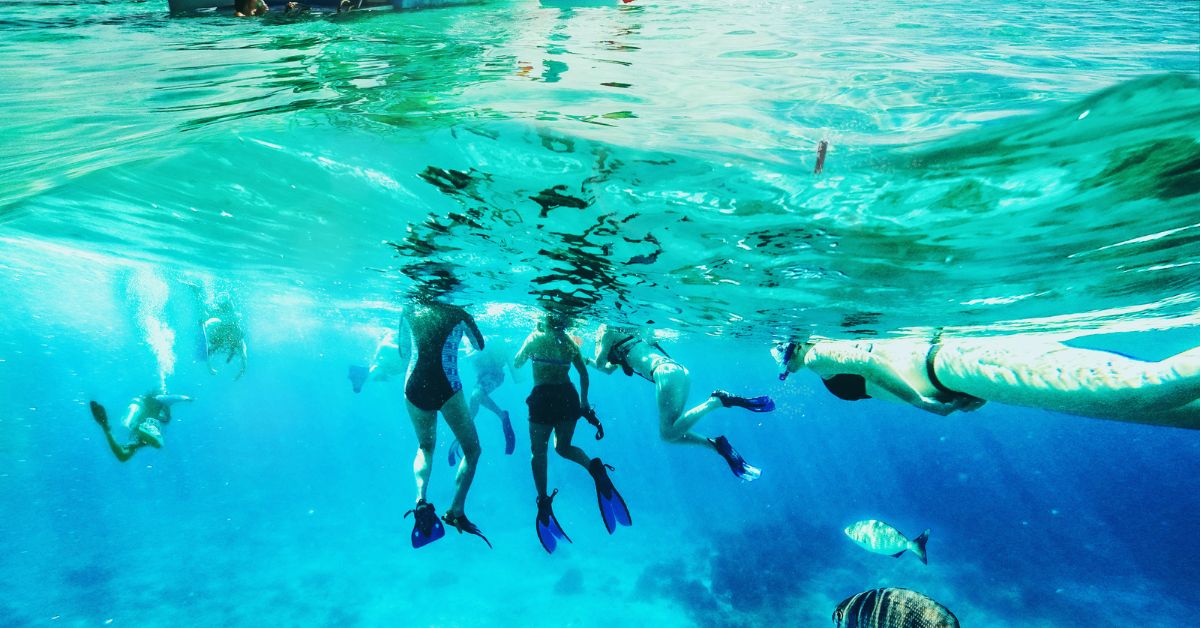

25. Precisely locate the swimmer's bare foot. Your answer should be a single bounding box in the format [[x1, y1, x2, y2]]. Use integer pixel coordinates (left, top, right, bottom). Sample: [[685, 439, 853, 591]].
[[89, 401, 109, 429]]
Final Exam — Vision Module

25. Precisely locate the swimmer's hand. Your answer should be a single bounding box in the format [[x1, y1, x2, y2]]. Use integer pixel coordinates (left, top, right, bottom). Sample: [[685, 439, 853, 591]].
[[915, 396, 957, 416], [955, 397, 986, 413]]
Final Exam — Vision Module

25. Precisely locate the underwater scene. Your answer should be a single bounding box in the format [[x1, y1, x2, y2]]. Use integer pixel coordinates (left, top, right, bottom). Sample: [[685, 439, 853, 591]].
[[1, 0, 1198, 626]]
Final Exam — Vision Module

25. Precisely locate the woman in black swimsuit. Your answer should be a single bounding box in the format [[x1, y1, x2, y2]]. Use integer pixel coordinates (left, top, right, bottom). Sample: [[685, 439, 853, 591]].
[[397, 299, 491, 548]]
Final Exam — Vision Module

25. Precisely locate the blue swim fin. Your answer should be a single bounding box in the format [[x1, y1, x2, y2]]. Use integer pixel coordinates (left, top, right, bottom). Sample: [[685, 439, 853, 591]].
[[712, 435, 762, 481], [404, 500, 445, 549], [501, 412, 516, 455], [535, 489, 572, 554], [712, 390, 776, 413], [588, 458, 632, 534], [448, 439, 462, 466], [348, 365, 369, 393]]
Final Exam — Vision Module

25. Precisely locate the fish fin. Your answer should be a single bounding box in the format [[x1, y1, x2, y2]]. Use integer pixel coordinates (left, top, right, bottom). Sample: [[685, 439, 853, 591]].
[[891, 550, 906, 558], [912, 528, 930, 564]]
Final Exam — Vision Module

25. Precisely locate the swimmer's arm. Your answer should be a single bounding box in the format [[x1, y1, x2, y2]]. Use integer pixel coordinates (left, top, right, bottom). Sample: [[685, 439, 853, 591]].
[[512, 334, 534, 369], [461, 313, 485, 351], [236, 340, 248, 380], [573, 348, 590, 409], [397, 312, 412, 360], [588, 334, 618, 374]]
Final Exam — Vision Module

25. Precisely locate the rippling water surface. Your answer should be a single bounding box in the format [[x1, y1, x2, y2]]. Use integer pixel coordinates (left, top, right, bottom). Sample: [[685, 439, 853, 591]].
[[2, 0, 1197, 336]]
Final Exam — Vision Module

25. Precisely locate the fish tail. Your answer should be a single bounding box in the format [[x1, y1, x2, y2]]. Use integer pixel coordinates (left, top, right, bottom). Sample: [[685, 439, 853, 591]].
[[911, 529, 930, 564]]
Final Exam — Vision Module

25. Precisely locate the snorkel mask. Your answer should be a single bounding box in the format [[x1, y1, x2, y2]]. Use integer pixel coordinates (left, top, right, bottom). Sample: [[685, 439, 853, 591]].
[[771, 342, 799, 380]]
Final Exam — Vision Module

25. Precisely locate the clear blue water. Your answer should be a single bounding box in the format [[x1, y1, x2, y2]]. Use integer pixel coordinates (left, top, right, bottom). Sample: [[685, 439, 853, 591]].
[[1, 0, 1198, 626]]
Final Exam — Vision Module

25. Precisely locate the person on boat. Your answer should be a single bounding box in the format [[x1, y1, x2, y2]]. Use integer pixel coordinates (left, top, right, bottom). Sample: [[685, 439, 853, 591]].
[[591, 324, 775, 481], [201, 295, 247, 380], [513, 312, 628, 553], [775, 333, 1199, 429], [88, 390, 193, 462], [398, 294, 491, 549], [349, 329, 405, 393], [235, 0, 269, 16]]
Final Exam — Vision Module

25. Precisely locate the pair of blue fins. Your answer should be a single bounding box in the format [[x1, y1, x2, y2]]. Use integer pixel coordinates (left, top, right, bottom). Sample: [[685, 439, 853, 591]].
[[402, 457, 632, 553], [536, 458, 632, 554]]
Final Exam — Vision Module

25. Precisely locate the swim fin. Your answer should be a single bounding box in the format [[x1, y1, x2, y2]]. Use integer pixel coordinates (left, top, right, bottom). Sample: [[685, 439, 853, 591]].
[[588, 458, 632, 534], [403, 500, 445, 549], [712, 435, 762, 481], [501, 412, 516, 455], [443, 512, 492, 549], [712, 390, 776, 413], [448, 439, 462, 467], [348, 365, 369, 394], [535, 489, 572, 554], [89, 401, 109, 429]]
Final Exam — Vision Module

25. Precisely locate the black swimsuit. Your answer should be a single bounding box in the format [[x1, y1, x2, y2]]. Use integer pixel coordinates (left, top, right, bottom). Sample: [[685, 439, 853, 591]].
[[607, 335, 675, 382], [822, 374, 872, 401], [401, 304, 485, 412]]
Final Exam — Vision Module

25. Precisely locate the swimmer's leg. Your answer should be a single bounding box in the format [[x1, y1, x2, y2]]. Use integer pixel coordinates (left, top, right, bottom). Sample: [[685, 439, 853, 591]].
[[654, 366, 714, 447], [530, 421, 553, 499], [90, 402, 140, 462], [552, 418, 592, 469], [406, 400, 438, 504], [441, 392, 481, 517]]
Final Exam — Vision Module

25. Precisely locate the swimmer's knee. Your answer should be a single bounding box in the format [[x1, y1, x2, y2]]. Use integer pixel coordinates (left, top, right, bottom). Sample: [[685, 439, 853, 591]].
[[553, 442, 575, 457], [658, 426, 684, 443], [461, 441, 482, 463]]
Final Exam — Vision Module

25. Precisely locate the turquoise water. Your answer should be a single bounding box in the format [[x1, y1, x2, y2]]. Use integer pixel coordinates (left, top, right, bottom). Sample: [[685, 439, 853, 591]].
[[1, 0, 1199, 626]]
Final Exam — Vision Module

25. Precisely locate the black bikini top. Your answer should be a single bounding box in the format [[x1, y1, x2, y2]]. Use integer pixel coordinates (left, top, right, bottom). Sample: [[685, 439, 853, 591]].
[[607, 335, 670, 379], [822, 374, 871, 401]]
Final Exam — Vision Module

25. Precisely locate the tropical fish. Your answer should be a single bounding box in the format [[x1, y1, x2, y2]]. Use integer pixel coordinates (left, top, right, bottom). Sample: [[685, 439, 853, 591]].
[[833, 588, 959, 628], [843, 520, 929, 564]]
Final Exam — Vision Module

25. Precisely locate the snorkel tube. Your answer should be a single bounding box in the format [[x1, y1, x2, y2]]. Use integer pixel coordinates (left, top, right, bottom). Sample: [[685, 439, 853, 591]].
[[771, 342, 798, 381]]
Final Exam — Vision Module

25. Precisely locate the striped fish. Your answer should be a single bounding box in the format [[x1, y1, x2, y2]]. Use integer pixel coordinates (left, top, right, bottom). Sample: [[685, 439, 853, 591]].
[[844, 520, 930, 564], [833, 588, 959, 628]]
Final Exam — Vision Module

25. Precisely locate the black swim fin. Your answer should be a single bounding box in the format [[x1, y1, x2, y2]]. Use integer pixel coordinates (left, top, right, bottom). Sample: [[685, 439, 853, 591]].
[[588, 458, 632, 534], [535, 489, 572, 554], [403, 500, 445, 549], [443, 512, 492, 549], [89, 401, 109, 429]]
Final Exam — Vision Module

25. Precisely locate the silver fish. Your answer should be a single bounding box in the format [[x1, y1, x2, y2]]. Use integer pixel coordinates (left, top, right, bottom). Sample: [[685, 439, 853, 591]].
[[843, 520, 929, 564], [833, 588, 959, 628]]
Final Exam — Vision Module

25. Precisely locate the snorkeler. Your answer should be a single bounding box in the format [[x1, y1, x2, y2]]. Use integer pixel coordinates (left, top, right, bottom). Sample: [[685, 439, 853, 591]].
[[591, 324, 775, 481], [447, 342, 517, 464], [201, 295, 247, 380], [399, 299, 492, 548], [349, 330, 406, 393], [776, 334, 1200, 429], [88, 391, 193, 462], [513, 313, 629, 553]]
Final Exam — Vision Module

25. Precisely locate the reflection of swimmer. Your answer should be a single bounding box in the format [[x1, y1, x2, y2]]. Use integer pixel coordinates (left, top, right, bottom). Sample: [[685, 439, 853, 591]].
[[399, 299, 491, 548], [591, 325, 775, 481], [88, 391, 193, 462], [202, 295, 247, 380], [349, 330, 406, 393], [778, 335, 1200, 429]]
